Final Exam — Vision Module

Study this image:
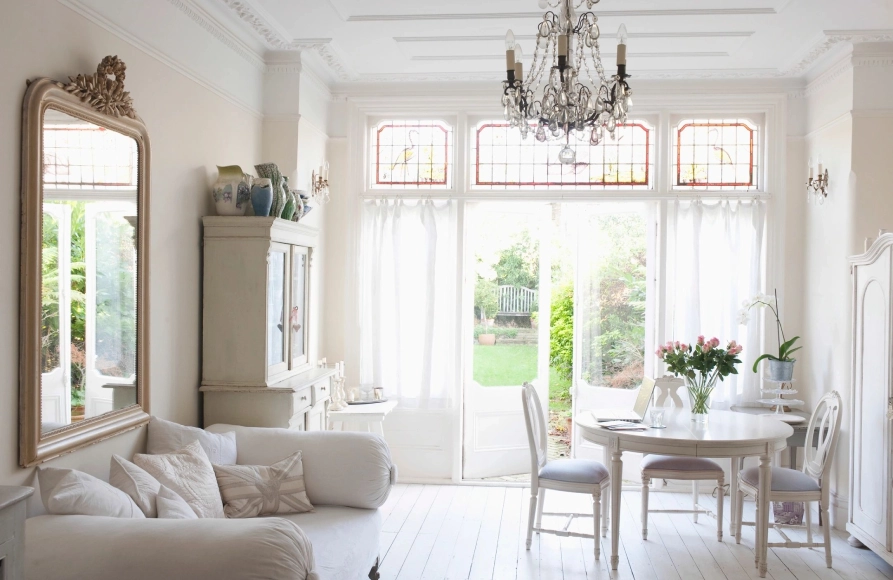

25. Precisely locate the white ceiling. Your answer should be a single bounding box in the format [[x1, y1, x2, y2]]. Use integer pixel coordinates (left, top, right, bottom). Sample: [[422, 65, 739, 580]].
[[205, 0, 893, 83]]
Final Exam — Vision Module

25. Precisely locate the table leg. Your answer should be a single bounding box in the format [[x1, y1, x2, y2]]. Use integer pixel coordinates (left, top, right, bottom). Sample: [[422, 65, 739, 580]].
[[789, 446, 796, 470], [610, 447, 623, 571], [758, 453, 771, 578], [372, 421, 384, 437], [730, 456, 740, 535]]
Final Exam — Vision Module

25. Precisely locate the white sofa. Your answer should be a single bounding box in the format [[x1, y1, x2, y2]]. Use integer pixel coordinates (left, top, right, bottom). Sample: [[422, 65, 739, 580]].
[[25, 424, 396, 580]]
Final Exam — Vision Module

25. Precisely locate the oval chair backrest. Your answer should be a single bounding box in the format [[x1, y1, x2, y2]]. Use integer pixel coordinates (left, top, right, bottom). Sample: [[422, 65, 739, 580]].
[[521, 382, 548, 473], [803, 390, 843, 481], [654, 376, 686, 409]]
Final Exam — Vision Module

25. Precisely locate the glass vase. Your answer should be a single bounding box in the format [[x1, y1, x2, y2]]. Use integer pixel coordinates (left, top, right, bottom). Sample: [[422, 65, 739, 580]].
[[685, 373, 719, 423]]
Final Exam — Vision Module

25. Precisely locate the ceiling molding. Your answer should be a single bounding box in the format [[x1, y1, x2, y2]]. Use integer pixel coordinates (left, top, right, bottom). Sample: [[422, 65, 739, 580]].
[[410, 52, 729, 61], [348, 8, 777, 22], [351, 68, 783, 84], [783, 29, 893, 77], [168, 0, 266, 70], [394, 31, 756, 43], [217, 0, 357, 81], [58, 0, 263, 117]]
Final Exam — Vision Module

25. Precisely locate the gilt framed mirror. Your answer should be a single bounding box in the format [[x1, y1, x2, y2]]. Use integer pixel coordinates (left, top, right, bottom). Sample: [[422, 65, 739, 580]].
[[20, 56, 150, 466]]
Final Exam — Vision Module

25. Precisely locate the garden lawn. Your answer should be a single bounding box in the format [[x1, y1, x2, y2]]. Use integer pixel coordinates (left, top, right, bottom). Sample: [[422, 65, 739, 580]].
[[473, 343, 572, 413]]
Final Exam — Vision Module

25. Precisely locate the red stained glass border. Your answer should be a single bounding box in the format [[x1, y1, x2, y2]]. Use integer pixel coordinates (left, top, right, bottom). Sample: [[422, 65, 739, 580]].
[[473, 123, 651, 187], [675, 122, 755, 187], [374, 123, 450, 186]]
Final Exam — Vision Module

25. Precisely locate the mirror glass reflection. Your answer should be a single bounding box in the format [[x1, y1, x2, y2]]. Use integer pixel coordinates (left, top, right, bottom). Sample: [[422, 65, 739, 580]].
[[40, 108, 139, 435]]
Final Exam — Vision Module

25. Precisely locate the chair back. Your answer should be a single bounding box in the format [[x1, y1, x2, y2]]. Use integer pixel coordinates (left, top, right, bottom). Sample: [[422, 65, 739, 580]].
[[521, 382, 548, 474], [654, 376, 686, 409], [802, 390, 843, 481]]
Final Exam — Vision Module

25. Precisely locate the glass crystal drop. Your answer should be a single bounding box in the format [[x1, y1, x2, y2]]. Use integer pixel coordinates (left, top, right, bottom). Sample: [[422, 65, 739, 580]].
[[558, 145, 576, 165], [536, 126, 547, 142], [607, 117, 617, 131], [590, 130, 601, 146]]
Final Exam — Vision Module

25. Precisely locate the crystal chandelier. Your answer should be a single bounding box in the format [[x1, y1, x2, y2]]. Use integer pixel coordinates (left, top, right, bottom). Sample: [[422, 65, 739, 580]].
[[501, 0, 632, 164]]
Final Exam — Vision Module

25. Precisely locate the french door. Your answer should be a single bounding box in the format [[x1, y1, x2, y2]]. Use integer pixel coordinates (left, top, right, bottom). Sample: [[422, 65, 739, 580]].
[[462, 202, 551, 479], [572, 202, 656, 473]]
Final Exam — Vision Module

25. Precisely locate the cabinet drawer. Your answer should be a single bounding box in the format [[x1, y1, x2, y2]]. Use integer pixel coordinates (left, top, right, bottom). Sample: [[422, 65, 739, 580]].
[[311, 380, 330, 405], [293, 388, 312, 415]]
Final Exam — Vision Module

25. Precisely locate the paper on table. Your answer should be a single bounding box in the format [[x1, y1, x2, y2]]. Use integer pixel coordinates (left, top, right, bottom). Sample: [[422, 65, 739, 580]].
[[596, 420, 648, 431]]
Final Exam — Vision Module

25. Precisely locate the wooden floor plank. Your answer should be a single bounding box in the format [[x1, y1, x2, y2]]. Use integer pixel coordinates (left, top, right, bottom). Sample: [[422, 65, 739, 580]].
[[383, 484, 893, 580]]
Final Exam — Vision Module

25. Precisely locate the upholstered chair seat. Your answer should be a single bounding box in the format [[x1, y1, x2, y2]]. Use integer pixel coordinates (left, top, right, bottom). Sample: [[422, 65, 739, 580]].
[[740, 466, 821, 492], [641, 455, 723, 472], [539, 459, 610, 484]]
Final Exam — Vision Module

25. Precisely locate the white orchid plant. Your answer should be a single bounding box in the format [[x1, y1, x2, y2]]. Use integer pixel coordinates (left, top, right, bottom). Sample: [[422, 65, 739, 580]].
[[738, 290, 800, 374]]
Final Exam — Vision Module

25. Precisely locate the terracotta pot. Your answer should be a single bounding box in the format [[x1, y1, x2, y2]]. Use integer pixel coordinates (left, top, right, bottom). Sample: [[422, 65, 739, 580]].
[[477, 333, 496, 346], [71, 405, 85, 422]]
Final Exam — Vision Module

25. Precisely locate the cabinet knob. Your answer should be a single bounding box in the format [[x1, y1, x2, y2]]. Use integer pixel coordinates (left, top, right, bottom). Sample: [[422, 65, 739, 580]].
[[301, 395, 308, 401], [321, 386, 326, 391]]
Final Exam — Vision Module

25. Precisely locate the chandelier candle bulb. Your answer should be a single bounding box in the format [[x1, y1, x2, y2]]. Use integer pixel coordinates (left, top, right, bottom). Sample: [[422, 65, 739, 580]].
[[505, 29, 516, 74], [617, 24, 628, 66], [514, 44, 524, 82], [558, 34, 568, 58]]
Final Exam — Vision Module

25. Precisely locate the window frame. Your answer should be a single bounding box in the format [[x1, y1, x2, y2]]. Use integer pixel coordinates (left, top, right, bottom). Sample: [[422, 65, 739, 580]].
[[368, 118, 456, 191], [671, 114, 765, 192], [470, 120, 654, 190]]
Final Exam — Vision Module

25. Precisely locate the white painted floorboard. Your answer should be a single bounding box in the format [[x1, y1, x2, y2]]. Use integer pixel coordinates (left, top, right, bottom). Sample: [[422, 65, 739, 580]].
[[378, 484, 893, 580]]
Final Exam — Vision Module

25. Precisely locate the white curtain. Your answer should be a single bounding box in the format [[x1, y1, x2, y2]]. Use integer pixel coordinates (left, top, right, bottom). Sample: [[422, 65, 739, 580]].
[[664, 199, 766, 408], [359, 199, 458, 408]]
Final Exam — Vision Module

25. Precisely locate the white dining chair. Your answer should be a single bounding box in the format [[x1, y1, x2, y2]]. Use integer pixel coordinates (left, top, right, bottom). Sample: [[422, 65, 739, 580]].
[[521, 382, 611, 559], [734, 390, 842, 569], [640, 377, 725, 541]]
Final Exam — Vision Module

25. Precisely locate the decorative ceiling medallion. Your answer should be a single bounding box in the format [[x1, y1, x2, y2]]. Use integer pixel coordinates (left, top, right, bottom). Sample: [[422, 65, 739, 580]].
[[58, 56, 136, 119]]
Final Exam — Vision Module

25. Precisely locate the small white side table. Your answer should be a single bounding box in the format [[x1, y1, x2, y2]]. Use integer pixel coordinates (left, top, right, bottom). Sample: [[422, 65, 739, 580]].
[[0, 486, 34, 580], [328, 400, 398, 436]]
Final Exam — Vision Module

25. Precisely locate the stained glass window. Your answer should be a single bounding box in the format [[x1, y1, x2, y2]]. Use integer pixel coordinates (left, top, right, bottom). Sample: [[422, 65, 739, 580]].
[[372, 121, 452, 188], [43, 125, 137, 190], [675, 119, 759, 189], [472, 122, 651, 189]]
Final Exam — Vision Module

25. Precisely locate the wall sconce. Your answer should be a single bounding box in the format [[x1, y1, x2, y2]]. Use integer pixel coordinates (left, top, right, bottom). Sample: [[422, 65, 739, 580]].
[[311, 161, 330, 205], [806, 156, 829, 204]]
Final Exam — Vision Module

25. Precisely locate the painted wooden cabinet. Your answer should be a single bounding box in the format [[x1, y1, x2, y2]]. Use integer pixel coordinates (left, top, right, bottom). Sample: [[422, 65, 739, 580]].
[[0, 487, 32, 580], [848, 233, 893, 564], [199, 217, 331, 430]]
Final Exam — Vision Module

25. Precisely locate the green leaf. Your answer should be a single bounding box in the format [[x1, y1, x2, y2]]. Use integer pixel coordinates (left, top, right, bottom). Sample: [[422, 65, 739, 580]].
[[752, 353, 774, 373], [778, 336, 800, 359]]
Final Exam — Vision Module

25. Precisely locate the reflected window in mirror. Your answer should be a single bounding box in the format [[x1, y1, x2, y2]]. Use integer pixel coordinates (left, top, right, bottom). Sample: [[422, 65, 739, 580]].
[[40, 109, 138, 435]]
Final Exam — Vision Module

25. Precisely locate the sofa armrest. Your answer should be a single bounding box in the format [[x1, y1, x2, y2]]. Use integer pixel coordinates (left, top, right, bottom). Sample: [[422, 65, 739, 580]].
[[206, 424, 396, 509], [26, 515, 318, 580]]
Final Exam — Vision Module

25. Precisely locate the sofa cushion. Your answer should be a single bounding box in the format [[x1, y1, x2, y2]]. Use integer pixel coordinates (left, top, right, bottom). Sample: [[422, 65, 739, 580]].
[[642, 454, 723, 472], [740, 466, 821, 492], [109, 455, 163, 517], [148, 417, 237, 465], [25, 515, 318, 580], [38, 467, 144, 519], [133, 440, 225, 518], [156, 485, 198, 520], [276, 506, 380, 579], [213, 451, 314, 518]]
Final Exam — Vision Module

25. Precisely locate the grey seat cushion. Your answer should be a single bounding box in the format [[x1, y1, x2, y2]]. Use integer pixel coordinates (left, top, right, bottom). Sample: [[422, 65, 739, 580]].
[[539, 459, 609, 484], [641, 454, 723, 472], [740, 467, 820, 492]]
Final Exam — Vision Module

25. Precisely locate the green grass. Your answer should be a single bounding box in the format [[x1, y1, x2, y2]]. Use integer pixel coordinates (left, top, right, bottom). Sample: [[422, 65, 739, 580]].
[[473, 343, 572, 414]]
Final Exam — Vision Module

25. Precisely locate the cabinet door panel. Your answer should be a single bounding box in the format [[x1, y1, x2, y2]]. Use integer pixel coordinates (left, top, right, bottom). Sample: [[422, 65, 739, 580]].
[[305, 400, 327, 432], [267, 243, 290, 379], [851, 250, 891, 547], [290, 246, 310, 371]]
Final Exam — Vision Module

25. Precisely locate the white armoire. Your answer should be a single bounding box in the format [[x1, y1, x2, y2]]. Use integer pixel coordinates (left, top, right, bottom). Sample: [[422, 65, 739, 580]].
[[848, 233, 893, 564], [199, 217, 335, 431]]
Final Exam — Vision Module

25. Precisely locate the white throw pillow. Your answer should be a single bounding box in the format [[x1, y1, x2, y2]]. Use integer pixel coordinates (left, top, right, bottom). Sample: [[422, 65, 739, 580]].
[[109, 455, 162, 517], [213, 451, 314, 518], [147, 417, 237, 465], [38, 467, 144, 518], [155, 485, 198, 519], [133, 440, 225, 518]]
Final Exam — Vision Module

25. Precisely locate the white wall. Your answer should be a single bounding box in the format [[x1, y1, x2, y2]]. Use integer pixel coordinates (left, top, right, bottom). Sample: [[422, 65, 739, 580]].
[[0, 0, 266, 486]]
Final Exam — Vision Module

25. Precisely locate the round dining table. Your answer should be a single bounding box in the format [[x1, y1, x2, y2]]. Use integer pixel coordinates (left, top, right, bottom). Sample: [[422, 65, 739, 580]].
[[575, 409, 794, 578]]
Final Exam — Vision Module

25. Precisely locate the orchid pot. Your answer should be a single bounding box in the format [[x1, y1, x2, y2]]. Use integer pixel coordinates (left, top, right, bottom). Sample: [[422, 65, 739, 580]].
[[768, 359, 795, 382]]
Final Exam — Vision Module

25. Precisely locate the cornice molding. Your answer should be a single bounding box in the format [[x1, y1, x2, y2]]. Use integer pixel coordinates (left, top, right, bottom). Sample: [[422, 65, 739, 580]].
[[784, 30, 893, 77], [217, 0, 356, 81], [168, 0, 266, 71], [58, 0, 263, 117], [803, 55, 853, 98]]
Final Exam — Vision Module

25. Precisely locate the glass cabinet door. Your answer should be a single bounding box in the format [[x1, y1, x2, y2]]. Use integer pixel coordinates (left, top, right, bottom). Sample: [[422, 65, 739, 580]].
[[290, 246, 310, 370], [267, 243, 290, 377]]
